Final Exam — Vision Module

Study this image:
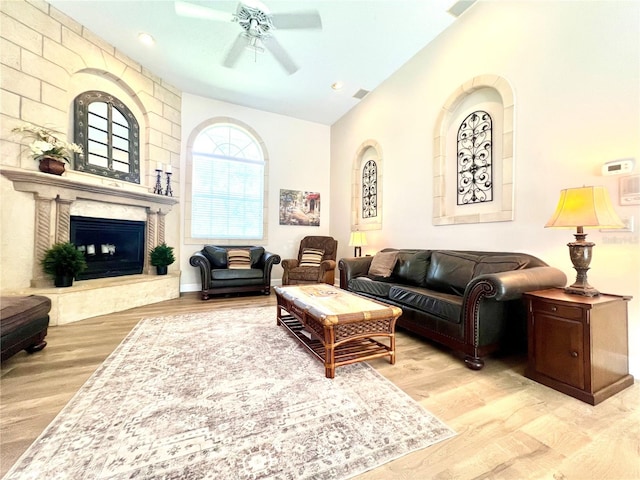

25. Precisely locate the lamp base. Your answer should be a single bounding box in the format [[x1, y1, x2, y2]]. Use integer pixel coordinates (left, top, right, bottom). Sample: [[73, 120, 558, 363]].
[[565, 235, 599, 297], [354, 246, 362, 257], [564, 284, 600, 297]]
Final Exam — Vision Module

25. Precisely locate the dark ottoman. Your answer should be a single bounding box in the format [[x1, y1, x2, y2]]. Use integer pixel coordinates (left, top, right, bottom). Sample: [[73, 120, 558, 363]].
[[1, 295, 51, 362]]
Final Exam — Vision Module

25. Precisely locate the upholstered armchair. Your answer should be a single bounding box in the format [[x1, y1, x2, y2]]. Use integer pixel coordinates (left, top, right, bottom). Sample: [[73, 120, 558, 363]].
[[282, 236, 338, 285]]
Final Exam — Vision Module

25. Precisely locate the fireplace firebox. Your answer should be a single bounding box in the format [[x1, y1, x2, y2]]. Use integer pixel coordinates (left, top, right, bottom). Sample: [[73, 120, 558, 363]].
[[70, 216, 145, 280]]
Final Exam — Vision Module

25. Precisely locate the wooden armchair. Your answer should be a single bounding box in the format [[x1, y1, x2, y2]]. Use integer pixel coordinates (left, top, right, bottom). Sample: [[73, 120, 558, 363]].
[[282, 236, 338, 285]]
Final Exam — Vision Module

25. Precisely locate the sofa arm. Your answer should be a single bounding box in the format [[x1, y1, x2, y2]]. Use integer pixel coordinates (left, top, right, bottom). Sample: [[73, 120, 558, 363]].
[[467, 266, 567, 302], [262, 251, 282, 283], [281, 258, 299, 270], [189, 252, 212, 293], [460, 266, 567, 368], [318, 259, 337, 283], [281, 258, 298, 285], [338, 256, 374, 289]]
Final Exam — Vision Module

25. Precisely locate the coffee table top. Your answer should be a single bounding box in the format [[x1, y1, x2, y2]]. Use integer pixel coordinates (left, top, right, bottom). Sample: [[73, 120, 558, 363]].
[[275, 284, 401, 326]]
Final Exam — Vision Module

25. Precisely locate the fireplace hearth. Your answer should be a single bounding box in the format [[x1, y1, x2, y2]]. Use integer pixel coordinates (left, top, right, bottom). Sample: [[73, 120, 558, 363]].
[[70, 216, 145, 280]]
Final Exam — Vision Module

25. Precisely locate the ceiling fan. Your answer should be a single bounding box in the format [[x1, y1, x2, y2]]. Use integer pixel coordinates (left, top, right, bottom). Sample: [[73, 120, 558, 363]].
[[174, 0, 322, 75]]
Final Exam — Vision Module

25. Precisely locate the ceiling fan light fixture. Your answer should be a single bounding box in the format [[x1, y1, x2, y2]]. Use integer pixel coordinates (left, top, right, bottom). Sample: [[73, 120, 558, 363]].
[[235, 3, 274, 38], [245, 36, 265, 54], [331, 81, 344, 90]]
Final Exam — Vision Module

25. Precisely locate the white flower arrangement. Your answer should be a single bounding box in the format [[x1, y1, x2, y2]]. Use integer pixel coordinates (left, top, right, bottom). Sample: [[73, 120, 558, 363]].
[[12, 123, 83, 163]]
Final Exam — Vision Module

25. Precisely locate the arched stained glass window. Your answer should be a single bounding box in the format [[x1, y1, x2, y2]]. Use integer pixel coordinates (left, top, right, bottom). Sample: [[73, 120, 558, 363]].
[[457, 110, 492, 205], [74, 91, 140, 183], [191, 123, 265, 240], [362, 159, 377, 218]]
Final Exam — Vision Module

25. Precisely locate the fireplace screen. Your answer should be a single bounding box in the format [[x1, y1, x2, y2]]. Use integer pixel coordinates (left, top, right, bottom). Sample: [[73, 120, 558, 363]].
[[70, 216, 145, 280]]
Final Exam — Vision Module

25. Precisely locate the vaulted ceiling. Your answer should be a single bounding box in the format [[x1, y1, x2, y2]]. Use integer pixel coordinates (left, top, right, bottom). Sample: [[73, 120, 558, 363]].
[[50, 1, 471, 125]]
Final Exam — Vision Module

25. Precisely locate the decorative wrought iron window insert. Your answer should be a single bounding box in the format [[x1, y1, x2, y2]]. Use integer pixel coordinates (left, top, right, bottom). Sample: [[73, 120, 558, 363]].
[[74, 91, 140, 184], [457, 110, 492, 205], [362, 159, 377, 218]]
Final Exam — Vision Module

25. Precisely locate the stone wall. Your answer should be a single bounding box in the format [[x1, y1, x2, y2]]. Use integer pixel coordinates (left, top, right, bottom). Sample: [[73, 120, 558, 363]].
[[0, 0, 182, 308]]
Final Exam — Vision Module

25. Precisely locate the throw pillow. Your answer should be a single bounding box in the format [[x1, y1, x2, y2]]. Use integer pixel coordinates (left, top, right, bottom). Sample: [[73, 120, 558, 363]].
[[299, 248, 324, 266], [368, 251, 399, 278], [227, 248, 251, 269]]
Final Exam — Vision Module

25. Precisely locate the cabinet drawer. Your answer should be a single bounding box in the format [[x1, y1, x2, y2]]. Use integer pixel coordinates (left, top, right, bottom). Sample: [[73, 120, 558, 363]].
[[531, 300, 583, 320]]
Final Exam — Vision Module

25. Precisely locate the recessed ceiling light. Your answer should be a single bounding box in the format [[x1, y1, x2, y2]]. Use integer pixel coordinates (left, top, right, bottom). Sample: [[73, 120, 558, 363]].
[[138, 32, 155, 46], [331, 81, 344, 90]]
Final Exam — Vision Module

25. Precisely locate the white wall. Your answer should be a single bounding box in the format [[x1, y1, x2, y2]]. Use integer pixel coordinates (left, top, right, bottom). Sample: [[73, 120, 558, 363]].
[[180, 93, 331, 291], [330, 1, 640, 375]]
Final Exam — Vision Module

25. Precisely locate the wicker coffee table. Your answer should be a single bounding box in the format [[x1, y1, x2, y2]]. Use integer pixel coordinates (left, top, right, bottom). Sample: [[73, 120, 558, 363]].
[[275, 284, 402, 378]]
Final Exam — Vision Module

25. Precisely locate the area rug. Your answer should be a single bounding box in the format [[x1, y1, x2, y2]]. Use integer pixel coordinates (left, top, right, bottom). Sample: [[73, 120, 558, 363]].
[[4, 306, 455, 480]]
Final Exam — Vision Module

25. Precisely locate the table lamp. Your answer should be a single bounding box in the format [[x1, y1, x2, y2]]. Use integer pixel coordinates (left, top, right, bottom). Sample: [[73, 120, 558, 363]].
[[348, 231, 367, 257], [545, 186, 624, 296]]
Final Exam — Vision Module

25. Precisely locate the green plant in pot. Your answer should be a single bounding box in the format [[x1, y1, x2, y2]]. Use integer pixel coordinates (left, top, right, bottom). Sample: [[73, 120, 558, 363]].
[[149, 243, 175, 275], [41, 242, 87, 287]]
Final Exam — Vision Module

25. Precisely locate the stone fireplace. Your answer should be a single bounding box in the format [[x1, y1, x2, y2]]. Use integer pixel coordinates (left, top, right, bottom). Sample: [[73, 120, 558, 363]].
[[0, 167, 179, 325]]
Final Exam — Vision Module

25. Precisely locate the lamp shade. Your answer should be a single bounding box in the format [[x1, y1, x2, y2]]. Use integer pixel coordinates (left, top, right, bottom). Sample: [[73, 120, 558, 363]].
[[544, 186, 624, 229], [348, 231, 368, 247]]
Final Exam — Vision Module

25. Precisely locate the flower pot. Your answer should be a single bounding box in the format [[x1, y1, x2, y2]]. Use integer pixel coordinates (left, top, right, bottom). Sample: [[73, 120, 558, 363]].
[[38, 156, 66, 175], [156, 265, 168, 275], [54, 274, 74, 287]]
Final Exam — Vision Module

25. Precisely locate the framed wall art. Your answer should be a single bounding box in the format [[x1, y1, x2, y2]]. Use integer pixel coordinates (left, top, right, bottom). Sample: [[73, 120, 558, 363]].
[[279, 189, 321, 226]]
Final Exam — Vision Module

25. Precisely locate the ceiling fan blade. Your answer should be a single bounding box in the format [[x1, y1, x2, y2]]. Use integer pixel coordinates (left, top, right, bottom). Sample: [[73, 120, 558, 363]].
[[223, 34, 249, 68], [271, 11, 322, 30], [262, 36, 299, 75], [174, 1, 233, 22]]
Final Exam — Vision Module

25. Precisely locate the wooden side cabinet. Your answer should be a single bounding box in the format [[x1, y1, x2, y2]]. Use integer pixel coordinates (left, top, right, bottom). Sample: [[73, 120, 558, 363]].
[[523, 289, 634, 405]]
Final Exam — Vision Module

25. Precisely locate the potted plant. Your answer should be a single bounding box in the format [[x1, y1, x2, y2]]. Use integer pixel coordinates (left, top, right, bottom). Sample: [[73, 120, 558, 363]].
[[41, 242, 87, 287], [149, 243, 175, 275], [12, 123, 83, 175]]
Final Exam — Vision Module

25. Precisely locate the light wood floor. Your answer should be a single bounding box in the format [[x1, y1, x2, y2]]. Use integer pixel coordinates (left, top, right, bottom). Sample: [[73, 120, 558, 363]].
[[1, 293, 638, 479]]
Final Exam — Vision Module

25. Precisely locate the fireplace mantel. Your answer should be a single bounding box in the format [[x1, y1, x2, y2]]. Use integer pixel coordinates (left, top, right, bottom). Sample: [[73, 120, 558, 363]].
[[1, 166, 179, 287], [0, 166, 178, 212]]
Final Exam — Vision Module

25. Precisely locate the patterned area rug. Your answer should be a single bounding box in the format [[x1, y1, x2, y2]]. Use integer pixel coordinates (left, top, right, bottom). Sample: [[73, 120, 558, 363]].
[[5, 306, 455, 480]]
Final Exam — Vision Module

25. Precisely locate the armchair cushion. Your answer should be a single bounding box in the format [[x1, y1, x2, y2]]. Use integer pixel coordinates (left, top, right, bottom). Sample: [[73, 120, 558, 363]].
[[203, 246, 228, 268]]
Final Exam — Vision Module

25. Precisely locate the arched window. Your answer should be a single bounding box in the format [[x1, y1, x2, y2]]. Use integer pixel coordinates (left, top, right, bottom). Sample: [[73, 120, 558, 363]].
[[190, 123, 265, 240], [457, 110, 492, 205], [362, 159, 377, 218], [73, 91, 140, 183]]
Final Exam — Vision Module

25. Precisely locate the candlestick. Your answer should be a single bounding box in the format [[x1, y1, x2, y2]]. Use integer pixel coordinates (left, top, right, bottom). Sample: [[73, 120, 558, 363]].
[[165, 164, 172, 174], [164, 172, 173, 197], [153, 167, 163, 195]]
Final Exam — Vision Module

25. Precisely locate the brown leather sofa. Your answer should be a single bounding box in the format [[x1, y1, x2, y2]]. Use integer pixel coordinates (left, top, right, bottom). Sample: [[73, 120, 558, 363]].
[[339, 249, 567, 369], [190, 246, 281, 299], [282, 236, 338, 285]]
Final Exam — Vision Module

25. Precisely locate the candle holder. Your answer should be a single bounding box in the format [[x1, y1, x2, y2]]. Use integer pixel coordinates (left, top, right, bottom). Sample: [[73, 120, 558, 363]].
[[153, 168, 163, 195], [164, 172, 173, 197]]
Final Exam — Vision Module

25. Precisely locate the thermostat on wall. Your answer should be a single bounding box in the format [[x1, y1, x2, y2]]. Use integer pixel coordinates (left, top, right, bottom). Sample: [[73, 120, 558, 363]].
[[602, 158, 635, 176]]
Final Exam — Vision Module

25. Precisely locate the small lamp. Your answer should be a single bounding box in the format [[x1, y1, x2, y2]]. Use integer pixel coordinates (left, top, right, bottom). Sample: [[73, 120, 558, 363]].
[[545, 186, 624, 296], [348, 231, 368, 257]]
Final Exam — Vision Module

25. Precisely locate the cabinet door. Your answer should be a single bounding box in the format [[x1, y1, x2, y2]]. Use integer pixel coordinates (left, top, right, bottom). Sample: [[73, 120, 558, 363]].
[[533, 312, 585, 390]]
